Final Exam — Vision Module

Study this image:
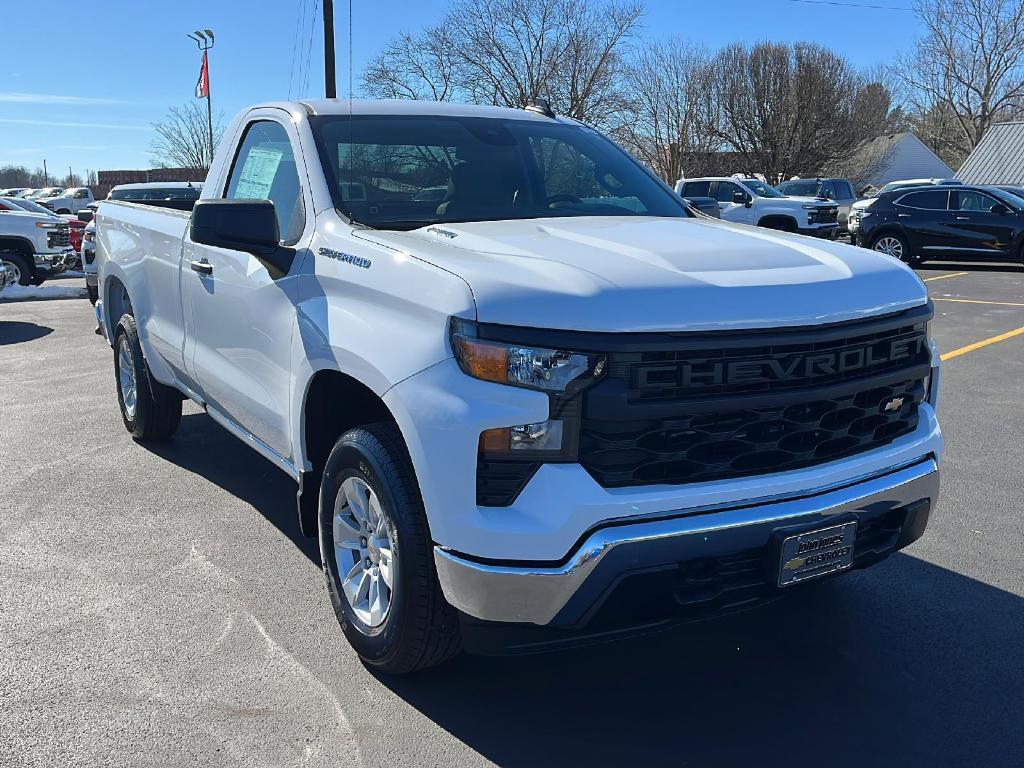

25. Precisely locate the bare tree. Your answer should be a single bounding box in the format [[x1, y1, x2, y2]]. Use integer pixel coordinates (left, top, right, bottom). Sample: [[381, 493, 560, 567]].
[[362, 0, 642, 128], [895, 0, 1024, 164], [150, 102, 225, 172], [614, 40, 716, 183], [705, 42, 896, 181], [363, 27, 460, 101]]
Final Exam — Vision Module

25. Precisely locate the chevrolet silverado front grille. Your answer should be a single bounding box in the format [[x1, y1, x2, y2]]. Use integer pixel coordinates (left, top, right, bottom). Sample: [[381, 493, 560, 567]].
[[579, 306, 931, 489], [47, 227, 71, 249]]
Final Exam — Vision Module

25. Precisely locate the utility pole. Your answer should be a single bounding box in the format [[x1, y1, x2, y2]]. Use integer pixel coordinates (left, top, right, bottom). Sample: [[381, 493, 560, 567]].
[[187, 29, 216, 168], [324, 0, 337, 98], [43, 159, 48, 186]]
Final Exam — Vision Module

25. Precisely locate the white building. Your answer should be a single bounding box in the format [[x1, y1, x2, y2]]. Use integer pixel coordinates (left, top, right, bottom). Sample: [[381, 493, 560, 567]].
[[838, 132, 955, 193]]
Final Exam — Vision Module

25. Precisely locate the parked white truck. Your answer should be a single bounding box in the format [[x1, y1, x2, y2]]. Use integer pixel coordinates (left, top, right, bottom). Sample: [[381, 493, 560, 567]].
[[95, 100, 942, 673], [0, 201, 76, 284], [36, 186, 95, 215], [676, 176, 841, 238]]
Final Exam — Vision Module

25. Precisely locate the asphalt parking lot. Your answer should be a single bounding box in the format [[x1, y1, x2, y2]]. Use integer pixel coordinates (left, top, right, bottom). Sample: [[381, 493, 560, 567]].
[[2, 263, 1023, 768]]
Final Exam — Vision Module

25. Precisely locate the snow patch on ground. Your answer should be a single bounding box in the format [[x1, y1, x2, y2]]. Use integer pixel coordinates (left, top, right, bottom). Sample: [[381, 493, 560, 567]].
[[1, 281, 87, 302]]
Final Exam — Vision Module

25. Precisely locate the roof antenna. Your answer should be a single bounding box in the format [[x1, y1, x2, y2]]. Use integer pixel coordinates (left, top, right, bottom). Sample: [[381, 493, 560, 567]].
[[525, 98, 556, 118]]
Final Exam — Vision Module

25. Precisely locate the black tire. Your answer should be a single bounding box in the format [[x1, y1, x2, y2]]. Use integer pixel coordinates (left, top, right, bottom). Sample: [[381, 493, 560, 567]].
[[87, 283, 98, 305], [113, 314, 182, 441], [0, 252, 34, 286], [319, 422, 461, 674], [56, 208, 71, 215]]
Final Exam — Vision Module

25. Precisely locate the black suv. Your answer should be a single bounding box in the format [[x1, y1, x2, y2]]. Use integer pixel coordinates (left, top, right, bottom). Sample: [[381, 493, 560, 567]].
[[855, 185, 1024, 265]]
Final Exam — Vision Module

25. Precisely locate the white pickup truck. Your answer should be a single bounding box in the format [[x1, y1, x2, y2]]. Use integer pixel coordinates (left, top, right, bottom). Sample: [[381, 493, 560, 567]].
[[676, 176, 841, 238], [0, 199, 76, 284], [36, 186, 95, 215], [96, 99, 942, 673]]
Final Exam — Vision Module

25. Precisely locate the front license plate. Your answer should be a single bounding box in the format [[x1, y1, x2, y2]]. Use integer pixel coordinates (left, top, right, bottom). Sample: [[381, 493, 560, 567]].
[[777, 521, 857, 587]]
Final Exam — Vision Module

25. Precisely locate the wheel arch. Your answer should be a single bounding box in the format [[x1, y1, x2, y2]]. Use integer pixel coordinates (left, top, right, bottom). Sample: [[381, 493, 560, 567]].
[[295, 366, 412, 537], [0, 236, 35, 256], [103, 273, 133, 339], [866, 224, 909, 248], [757, 214, 798, 231]]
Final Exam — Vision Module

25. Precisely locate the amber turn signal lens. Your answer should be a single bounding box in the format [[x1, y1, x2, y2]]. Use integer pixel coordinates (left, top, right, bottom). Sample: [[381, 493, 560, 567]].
[[479, 427, 511, 454], [454, 336, 508, 384]]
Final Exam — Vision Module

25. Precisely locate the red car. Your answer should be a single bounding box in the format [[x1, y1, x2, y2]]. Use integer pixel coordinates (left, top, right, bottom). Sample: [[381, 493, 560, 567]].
[[66, 218, 85, 252]]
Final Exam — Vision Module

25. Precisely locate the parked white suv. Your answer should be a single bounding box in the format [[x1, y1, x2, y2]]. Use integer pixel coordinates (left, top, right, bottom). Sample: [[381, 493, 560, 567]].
[[676, 176, 840, 237], [96, 99, 941, 673]]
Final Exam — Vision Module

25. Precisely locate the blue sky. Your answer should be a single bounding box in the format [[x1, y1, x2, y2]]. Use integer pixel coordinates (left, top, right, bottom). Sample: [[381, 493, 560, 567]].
[[0, 0, 920, 176]]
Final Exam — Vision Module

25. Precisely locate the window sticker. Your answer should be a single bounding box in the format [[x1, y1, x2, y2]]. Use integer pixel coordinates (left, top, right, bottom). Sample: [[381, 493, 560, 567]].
[[235, 147, 283, 199]]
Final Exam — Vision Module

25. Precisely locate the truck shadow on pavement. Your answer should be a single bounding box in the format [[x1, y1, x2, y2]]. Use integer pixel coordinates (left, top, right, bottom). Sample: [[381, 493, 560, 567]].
[[0, 321, 53, 345], [142, 412, 1023, 767], [382, 552, 1024, 767], [145, 412, 320, 564]]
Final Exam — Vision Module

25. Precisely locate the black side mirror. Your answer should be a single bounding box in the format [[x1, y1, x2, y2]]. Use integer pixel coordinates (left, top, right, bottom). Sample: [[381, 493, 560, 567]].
[[190, 199, 295, 279], [990, 203, 1010, 215], [732, 190, 750, 206]]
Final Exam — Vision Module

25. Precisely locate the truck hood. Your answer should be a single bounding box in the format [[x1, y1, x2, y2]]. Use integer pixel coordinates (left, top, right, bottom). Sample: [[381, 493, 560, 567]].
[[783, 195, 835, 206], [361, 216, 927, 333]]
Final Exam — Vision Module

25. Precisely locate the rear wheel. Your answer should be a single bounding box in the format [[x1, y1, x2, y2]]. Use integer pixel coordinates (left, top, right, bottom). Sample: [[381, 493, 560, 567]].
[[0, 252, 33, 286], [113, 314, 182, 441], [319, 422, 461, 674], [871, 232, 918, 265]]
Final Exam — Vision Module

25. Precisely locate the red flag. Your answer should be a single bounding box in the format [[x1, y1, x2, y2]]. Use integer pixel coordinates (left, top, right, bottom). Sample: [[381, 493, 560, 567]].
[[195, 50, 210, 99]]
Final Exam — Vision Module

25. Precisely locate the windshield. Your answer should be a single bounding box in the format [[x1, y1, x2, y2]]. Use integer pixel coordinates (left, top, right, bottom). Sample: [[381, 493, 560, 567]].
[[778, 180, 819, 196], [987, 187, 1024, 209], [996, 186, 1024, 203], [311, 115, 687, 230], [6, 198, 57, 215], [742, 179, 784, 198]]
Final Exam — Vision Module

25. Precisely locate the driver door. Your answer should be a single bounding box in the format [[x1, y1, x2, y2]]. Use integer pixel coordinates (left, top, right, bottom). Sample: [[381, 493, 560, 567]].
[[715, 181, 752, 223], [183, 114, 310, 460]]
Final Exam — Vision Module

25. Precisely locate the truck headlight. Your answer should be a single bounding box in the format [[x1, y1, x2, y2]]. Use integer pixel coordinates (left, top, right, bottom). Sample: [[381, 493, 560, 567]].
[[450, 318, 606, 394], [35, 221, 60, 229]]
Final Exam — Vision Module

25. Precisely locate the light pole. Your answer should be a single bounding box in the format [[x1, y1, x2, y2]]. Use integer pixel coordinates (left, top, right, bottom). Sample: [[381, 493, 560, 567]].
[[187, 29, 216, 168], [323, 0, 336, 98]]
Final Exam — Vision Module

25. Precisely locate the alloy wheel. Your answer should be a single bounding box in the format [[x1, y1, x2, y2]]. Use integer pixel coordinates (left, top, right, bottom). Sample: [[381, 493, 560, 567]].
[[117, 335, 138, 420], [873, 236, 905, 260], [1, 260, 20, 285], [333, 476, 397, 628]]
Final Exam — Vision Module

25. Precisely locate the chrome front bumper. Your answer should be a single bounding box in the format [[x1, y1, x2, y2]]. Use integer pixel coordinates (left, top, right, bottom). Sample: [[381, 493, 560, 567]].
[[434, 458, 939, 626], [34, 249, 74, 273]]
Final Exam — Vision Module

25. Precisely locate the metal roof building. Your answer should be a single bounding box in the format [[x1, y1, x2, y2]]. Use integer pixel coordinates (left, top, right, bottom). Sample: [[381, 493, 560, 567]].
[[956, 122, 1024, 185]]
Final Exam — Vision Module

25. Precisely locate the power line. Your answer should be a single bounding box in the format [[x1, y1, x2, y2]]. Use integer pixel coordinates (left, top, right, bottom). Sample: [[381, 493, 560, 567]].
[[780, 0, 914, 10], [303, 0, 321, 97], [287, 0, 308, 99]]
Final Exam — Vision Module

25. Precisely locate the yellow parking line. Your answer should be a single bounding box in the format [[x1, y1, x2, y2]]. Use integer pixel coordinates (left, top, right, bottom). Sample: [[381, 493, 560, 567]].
[[941, 325, 1024, 361], [932, 297, 1024, 308], [923, 272, 968, 283]]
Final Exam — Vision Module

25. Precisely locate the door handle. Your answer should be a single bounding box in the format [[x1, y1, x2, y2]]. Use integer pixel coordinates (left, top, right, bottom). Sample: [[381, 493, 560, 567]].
[[897, 213, 911, 217], [955, 216, 970, 220], [190, 259, 213, 275]]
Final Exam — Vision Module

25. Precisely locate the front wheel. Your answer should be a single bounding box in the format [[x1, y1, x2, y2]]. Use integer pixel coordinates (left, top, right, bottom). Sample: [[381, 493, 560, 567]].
[[319, 422, 461, 674], [0, 252, 33, 286], [113, 314, 182, 441]]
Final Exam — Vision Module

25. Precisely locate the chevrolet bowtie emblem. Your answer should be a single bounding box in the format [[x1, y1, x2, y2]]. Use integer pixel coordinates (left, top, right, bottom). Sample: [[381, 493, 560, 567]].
[[882, 396, 906, 412]]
